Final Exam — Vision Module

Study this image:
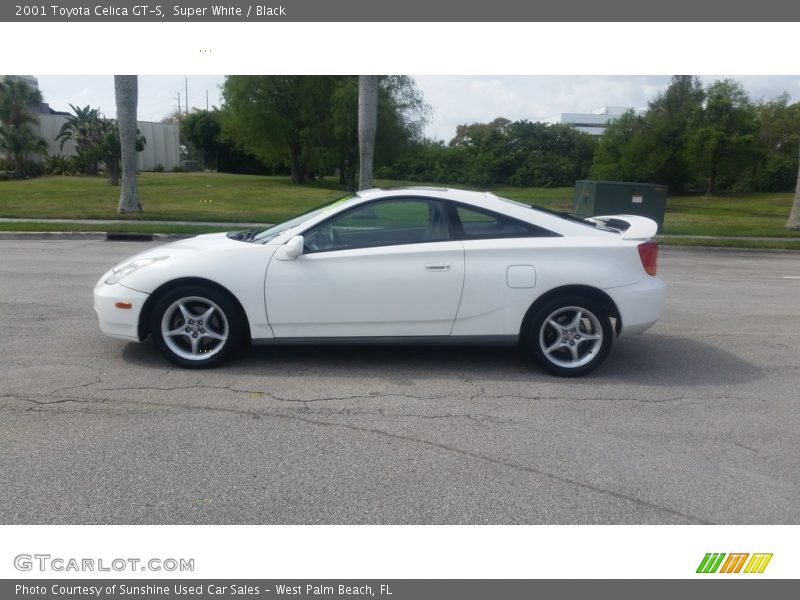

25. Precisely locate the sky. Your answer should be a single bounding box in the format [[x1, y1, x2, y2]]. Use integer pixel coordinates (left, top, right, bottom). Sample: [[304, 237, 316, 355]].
[[33, 74, 800, 144]]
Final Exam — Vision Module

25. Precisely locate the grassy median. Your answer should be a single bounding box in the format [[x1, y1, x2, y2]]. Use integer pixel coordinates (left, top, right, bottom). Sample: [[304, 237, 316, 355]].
[[1, 172, 799, 248]]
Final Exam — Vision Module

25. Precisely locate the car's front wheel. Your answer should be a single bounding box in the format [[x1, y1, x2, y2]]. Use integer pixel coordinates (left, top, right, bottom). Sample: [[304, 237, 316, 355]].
[[150, 285, 243, 368], [528, 296, 613, 377]]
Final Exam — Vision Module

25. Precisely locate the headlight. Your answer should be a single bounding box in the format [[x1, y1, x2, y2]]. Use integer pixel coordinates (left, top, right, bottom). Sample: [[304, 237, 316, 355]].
[[105, 256, 168, 285]]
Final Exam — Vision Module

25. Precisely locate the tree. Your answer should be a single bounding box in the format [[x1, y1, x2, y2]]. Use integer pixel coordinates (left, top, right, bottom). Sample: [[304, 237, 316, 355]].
[[221, 76, 429, 187], [330, 78, 359, 188], [181, 109, 221, 169], [449, 118, 514, 186], [506, 121, 595, 187], [160, 108, 183, 125], [56, 104, 103, 175], [788, 144, 800, 230], [221, 76, 336, 184], [590, 110, 654, 184], [643, 75, 705, 192], [686, 79, 760, 195], [374, 76, 429, 168], [115, 75, 142, 213], [58, 103, 145, 185], [358, 75, 378, 189], [0, 78, 47, 174], [330, 76, 429, 190], [56, 104, 104, 175], [591, 76, 705, 192], [754, 94, 800, 192]]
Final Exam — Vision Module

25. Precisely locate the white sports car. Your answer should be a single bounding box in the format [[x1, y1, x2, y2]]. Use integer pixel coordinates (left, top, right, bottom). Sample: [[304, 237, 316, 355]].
[[94, 187, 665, 376]]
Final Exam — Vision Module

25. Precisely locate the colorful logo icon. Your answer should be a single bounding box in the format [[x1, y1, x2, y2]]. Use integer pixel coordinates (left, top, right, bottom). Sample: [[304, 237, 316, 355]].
[[696, 553, 773, 574]]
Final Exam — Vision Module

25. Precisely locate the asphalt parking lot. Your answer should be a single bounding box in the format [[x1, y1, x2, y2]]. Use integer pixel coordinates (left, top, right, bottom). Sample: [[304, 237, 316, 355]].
[[1, 239, 799, 524]]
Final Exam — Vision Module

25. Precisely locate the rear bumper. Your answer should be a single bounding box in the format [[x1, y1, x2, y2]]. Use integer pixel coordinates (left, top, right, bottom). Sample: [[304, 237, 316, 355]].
[[93, 274, 149, 342], [605, 276, 666, 336]]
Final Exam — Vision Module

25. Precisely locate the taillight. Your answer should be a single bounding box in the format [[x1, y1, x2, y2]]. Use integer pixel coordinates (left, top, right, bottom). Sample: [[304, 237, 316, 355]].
[[638, 241, 658, 276]]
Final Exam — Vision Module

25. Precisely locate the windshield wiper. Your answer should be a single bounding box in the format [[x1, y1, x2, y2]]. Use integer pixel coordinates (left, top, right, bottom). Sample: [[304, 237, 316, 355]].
[[227, 229, 262, 242]]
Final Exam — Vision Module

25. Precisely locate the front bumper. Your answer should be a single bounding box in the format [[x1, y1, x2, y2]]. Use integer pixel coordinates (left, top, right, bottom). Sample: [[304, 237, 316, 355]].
[[93, 272, 149, 342], [605, 275, 666, 336]]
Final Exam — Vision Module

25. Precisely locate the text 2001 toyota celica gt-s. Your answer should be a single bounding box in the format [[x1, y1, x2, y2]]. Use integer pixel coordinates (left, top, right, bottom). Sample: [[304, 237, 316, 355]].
[[94, 187, 665, 376]]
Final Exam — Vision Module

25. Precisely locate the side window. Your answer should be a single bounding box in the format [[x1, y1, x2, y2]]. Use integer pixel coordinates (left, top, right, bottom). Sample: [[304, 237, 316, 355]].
[[304, 199, 450, 252], [454, 205, 558, 239]]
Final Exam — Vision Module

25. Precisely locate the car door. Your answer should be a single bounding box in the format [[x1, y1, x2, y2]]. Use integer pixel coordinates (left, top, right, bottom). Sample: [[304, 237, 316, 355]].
[[265, 197, 465, 338], [448, 203, 562, 336]]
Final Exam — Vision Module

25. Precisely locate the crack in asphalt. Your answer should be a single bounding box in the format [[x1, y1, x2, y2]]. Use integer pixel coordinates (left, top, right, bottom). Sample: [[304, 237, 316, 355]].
[[298, 406, 506, 425], [2, 390, 711, 524], [1, 381, 748, 413], [47, 379, 104, 397], [27, 376, 706, 407], [93, 384, 453, 405]]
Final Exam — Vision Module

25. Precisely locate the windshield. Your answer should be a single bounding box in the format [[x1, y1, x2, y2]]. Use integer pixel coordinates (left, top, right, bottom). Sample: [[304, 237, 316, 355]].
[[245, 194, 356, 243]]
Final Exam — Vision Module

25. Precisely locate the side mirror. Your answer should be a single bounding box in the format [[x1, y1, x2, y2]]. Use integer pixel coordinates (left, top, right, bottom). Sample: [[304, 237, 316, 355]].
[[275, 235, 304, 261]]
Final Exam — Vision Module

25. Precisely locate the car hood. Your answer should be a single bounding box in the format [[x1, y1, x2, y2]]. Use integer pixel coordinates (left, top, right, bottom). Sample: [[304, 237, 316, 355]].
[[111, 232, 239, 271]]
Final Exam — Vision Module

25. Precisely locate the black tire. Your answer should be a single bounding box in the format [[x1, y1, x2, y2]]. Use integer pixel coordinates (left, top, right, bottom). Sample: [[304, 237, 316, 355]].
[[150, 285, 243, 368], [526, 295, 613, 377]]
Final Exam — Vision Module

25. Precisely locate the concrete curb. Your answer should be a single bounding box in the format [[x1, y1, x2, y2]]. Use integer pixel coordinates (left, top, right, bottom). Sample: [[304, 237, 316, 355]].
[[0, 231, 192, 241], [0, 217, 270, 227]]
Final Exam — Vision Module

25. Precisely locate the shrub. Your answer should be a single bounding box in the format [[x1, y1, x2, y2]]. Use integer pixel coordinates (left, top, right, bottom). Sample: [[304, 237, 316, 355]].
[[0, 157, 44, 178], [44, 154, 81, 176]]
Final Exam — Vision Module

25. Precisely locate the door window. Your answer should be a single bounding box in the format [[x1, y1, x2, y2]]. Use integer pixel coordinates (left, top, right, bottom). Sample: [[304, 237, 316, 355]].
[[304, 198, 450, 252]]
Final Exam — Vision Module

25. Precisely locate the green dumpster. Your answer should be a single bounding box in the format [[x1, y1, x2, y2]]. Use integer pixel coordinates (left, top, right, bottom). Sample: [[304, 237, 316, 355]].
[[573, 180, 668, 233]]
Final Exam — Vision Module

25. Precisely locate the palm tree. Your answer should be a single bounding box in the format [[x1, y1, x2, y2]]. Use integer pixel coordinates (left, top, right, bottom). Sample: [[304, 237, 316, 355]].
[[0, 78, 47, 174], [786, 142, 800, 231], [56, 104, 104, 175], [787, 144, 800, 230], [114, 75, 142, 212], [358, 75, 378, 190]]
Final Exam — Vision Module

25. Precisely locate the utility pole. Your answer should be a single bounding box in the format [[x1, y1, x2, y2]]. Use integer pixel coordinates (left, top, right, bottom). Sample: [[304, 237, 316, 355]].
[[185, 76, 189, 115], [176, 92, 182, 166], [206, 90, 209, 111]]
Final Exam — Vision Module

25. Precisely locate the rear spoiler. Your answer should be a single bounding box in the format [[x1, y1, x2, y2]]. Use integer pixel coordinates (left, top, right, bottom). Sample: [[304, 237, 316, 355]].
[[584, 214, 658, 240]]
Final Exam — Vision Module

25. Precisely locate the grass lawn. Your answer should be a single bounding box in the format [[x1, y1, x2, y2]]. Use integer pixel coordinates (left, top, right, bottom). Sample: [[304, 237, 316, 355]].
[[1, 173, 799, 246], [663, 193, 800, 238], [0, 172, 348, 223]]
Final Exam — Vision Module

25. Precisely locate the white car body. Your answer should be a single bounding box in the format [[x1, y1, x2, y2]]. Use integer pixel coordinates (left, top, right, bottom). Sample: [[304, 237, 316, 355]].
[[94, 187, 666, 375]]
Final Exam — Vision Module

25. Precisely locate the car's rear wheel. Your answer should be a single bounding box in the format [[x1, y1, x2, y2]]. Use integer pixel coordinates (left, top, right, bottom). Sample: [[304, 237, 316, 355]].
[[150, 285, 242, 368], [528, 296, 613, 377]]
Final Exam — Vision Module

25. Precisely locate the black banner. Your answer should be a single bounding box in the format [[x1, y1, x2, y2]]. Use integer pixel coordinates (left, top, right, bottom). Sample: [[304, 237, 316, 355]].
[[4, 580, 800, 600], [3, 0, 800, 22]]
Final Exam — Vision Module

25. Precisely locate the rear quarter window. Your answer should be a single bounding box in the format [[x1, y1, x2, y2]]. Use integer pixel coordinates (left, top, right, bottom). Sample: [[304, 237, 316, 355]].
[[454, 205, 559, 239]]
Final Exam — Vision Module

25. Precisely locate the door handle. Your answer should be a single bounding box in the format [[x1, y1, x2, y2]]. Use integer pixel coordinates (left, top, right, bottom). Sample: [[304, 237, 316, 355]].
[[425, 264, 451, 271]]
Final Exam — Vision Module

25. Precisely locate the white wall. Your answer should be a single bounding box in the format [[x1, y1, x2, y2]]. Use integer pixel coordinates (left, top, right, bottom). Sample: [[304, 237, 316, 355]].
[[36, 114, 180, 171]]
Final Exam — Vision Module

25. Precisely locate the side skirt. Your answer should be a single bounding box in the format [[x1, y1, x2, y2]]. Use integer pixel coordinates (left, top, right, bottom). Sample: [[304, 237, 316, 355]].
[[252, 335, 519, 347]]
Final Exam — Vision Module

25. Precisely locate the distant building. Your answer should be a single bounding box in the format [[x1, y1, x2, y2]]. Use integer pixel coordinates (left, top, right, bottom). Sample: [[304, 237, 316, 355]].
[[560, 106, 632, 136], [1, 75, 68, 115], [2, 74, 38, 88]]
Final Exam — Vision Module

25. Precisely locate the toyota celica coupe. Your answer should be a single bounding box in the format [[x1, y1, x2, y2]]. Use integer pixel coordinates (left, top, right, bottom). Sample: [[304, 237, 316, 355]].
[[94, 187, 665, 376]]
